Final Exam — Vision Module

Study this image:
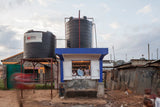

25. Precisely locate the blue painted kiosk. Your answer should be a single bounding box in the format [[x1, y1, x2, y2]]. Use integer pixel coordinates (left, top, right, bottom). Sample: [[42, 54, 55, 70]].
[[55, 48, 108, 97]]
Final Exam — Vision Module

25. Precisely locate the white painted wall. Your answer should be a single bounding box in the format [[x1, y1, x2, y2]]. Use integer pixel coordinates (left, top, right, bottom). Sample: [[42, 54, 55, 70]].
[[91, 60, 100, 79], [63, 60, 72, 80], [63, 54, 100, 80]]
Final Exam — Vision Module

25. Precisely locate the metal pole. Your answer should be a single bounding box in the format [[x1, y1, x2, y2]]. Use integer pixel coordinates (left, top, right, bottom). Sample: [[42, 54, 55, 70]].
[[78, 10, 81, 48], [110, 54, 112, 61], [57, 61, 59, 91], [20, 59, 23, 73], [32, 62, 36, 94], [56, 39, 66, 40], [93, 23, 97, 48], [112, 46, 115, 62], [87, 18, 94, 22], [126, 54, 127, 62], [157, 48, 159, 60], [148, 43, 150, 60], [20, 59, 24, 99], [51, 58, 53, 99], [65, 19, 67, 48]]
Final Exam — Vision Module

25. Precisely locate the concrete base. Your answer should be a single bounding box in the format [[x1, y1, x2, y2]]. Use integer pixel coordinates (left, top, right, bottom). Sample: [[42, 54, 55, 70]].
[[97, 82, 104, 98], [59, 81, 105, 98], [66, 79, 97, 89], [61, 80, 98, 98], [65, 89, 97, 98]]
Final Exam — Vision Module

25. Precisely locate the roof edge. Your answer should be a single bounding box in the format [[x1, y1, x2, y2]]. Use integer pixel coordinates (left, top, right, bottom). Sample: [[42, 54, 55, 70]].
[[1, 52, 23, 62]]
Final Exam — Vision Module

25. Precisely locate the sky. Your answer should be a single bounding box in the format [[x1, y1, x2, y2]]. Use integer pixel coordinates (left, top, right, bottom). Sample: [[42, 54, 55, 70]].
[[0, 0, 160, 62]]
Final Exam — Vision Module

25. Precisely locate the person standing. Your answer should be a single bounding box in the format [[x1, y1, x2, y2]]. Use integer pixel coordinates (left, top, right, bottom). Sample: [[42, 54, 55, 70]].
[[59, 84, 65, 97], [84, 67, 90, 76], [144, 89, 156, 105], [77, 67, 84, 76], [72, 70, 77, 76]]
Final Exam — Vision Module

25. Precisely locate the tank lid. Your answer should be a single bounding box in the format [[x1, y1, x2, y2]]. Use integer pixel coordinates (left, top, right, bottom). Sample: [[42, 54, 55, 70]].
[[26, 29, 34, 33], [25, 30, 45, 33], [83, 16, 87, 19], [69, 16, 74, 21], [25, 30, 53, 34]]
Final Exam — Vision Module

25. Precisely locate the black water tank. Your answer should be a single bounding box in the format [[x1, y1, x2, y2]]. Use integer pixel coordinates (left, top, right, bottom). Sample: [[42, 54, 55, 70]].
[[24, 30, 56, 58], [65, 16, 93, 48]]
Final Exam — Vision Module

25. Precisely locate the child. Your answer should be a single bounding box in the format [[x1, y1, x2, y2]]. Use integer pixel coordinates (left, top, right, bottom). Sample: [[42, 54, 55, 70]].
[[155, 89, 160, 107], [143, 98, 154, 107], [144, 89, 156, 105], [59, 84, 65, 97], [84, 67, 90, 76], [72, 70, 77, 76], [147, 99, 154, 107]]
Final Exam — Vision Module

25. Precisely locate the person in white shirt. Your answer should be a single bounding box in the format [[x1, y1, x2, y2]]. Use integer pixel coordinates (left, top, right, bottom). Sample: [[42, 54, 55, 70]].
[[155, 89, 160, 107], [77, 67, 84, 76], [84, 67, 90, 76], [72, 70, 77, 76]]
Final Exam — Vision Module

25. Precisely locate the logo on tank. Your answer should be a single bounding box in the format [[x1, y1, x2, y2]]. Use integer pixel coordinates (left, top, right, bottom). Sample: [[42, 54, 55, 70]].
[[27, 36, 36, 40], [25, 32, 42, 43]]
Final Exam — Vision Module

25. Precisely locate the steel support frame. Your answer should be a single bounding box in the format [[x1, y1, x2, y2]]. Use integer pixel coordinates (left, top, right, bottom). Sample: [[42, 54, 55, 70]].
[[20, 58, 58, 99]]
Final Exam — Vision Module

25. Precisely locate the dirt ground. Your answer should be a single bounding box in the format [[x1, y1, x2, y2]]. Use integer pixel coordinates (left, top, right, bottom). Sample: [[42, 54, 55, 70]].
[[104, 90, 143, 107], [0, 89, 144, 107]]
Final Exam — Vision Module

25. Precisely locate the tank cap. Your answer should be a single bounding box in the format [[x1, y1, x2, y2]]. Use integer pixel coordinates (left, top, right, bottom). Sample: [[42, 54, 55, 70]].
[[69, 17, 74, 21], [83, 16, 87, 19], [26, 29, 34, 33]]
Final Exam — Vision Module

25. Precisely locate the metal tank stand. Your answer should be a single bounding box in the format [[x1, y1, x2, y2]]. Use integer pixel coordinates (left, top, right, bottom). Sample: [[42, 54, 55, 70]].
[[20, 58, 58, 99]]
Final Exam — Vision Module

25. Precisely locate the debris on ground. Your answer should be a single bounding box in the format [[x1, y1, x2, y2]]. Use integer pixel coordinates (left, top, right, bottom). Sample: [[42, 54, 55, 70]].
[[0, 89, 144, 107], [105, 90, 143, 107]]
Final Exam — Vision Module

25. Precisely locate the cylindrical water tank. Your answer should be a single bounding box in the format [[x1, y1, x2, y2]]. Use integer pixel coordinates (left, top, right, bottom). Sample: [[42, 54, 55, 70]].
[[65, 16, 93, 48], [24, 30, 56, 58]]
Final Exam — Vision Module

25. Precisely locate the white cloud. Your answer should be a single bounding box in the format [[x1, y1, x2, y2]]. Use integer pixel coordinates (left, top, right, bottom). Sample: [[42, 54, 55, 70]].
[[0, 46, 5, 51], [101, 4, 110, 12], [100, 33, 112, 40], [122, 9, 127, 12], [152, 18, 159, 23], [136, 5, 152, 14], [37, 0, 48, 7], [72, 4, 85, 9], [109, 22, 119, 29]]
